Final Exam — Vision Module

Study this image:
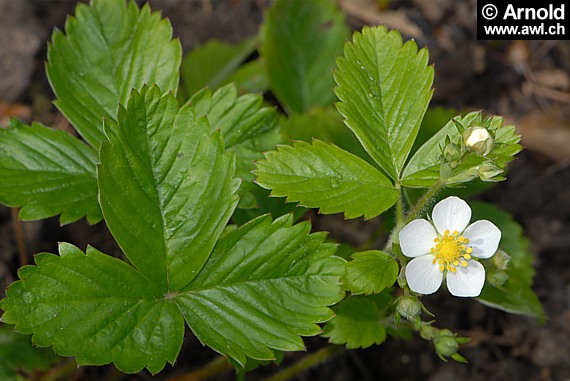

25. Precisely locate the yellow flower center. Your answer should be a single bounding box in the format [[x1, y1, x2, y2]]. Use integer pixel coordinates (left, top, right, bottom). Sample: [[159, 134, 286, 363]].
[[431, 230, 473, 273]]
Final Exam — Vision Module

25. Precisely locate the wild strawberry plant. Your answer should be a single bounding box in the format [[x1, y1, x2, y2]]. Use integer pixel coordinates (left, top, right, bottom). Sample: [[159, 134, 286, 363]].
[[0, 0, 543, 378]]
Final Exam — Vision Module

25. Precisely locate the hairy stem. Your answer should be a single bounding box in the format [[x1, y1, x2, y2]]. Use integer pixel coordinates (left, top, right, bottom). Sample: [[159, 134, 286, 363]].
[[167, 356, 232, 381], [265, 345, 344, 381], [404, 179, 445, 224], [10, 208, 27, 266]]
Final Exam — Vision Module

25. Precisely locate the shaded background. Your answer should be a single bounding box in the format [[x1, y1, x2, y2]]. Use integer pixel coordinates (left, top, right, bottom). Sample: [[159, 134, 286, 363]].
[[0, 0, 569, 380]]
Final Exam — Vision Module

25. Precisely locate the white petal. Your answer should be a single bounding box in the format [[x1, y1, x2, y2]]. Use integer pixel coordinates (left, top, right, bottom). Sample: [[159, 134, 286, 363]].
[[405, 255, 443, 295], [432, 196, 471, 235], [446, 260, 485, 297], [399, 219, 437, 258], [463, 220, 501, 259]]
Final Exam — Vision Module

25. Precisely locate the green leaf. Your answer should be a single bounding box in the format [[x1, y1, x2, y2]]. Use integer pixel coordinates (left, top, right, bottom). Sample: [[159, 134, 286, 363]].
[[401, 112, 522, 188], [226, 59, 269, 94], [98, 86, 239, 291], [261, 0, 348, 114], [254, 140, 398, 219], [181, 37, 258, 99], [0, 324, 57, 380], [190, 84, 281, 208], [334, 26, 434, 180], [471, 202, 545, 321], [282, 106, 375, 166], [411, 107, 459, 157], [230, 186, 307, 226], [0, 244, 184, 374], [2, 87, 344, 374], [0, 120, 101, 225], [322, 295, 389, 349], [177, 214, 344, 365], [342, 251, 398, 295], [47, 0, 181, 148]]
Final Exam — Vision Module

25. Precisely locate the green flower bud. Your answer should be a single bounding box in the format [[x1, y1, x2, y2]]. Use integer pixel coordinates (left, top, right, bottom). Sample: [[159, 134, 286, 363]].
[[487, 270, 509, 287], [396, 296, 422, 321], [492, 249, 511, 270], [434, 330, 459, 357], [419, 324, 435, 340], [478, 162, 503, 181], [463, 126, 494, 156], [442, 142, 462, 166]]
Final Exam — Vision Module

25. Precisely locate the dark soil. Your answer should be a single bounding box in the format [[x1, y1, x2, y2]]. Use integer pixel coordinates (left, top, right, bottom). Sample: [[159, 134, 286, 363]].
[[1, 1, 569, 380]]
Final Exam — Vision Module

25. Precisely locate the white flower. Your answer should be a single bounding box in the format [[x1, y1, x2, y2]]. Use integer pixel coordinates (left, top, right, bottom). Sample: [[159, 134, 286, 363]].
[[399, 196, 501, 297]]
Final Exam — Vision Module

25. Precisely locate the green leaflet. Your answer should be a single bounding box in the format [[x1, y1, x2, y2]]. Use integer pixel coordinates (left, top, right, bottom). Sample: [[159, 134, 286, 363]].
[[178, 214, 345, 365], [1, 88, 344, 373], [47, 0, 181, 148], [322, 294, 392, 349], [282, 106, 376, 166], [261, 0, 348, 114], [334, 26, 434, 180], [254, 140, 398, 219], [342, 251, 398, 295], [0, 120, 101, 224], [98, 86, 240, 290], [190, 84, 282, 208], [0, 244, 184, 374], [401, 112, 522, 188], [181, 37, 258, 98], [472, 202, 544, 321], [0, 324, 58, 380]]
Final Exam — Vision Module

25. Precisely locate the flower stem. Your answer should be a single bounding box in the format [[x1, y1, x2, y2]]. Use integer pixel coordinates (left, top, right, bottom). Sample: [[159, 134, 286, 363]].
[[405, 179, 445, 224], [265, 345, 344, 381], [166, 356, 232, 381], [10, 208, 28, 266]]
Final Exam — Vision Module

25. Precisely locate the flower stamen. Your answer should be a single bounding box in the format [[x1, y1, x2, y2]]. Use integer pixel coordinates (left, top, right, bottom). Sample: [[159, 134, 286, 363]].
[[431, 230, 473, 273]]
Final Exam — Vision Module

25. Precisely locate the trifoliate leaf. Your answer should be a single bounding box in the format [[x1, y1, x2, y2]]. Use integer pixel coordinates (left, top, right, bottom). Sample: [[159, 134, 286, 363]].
[[181, 37, 258, 99], [190, 84, 282, 208], [98, 86, 239, 290], [334, 26, 434, 180], [0, 324, 58, 380], [1, 87, 345, 373], [0, 244, 184, 374], [177, 214, 345, 366], [0, 120, 101, 224], [401, 112, 522, 188], [322, 295, 388, 349], [342, 251, 399, 295], [471, 202, 545, 322], [261, 0, 348, 114], [254, 140, 399, 219], [47, 0, 181, 148]]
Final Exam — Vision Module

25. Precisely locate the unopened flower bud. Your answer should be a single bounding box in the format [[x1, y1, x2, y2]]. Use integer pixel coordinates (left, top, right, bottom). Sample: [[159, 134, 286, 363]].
[[488, 270, 509, 287], [419, 324, 435, 340], [463, 127, 494, 156], [492, 250, 511, 270], [443, 143, 462, 166], [434, 329, 459, 357], [396, 296, 422, 321], [478, 162, 503, 181]]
